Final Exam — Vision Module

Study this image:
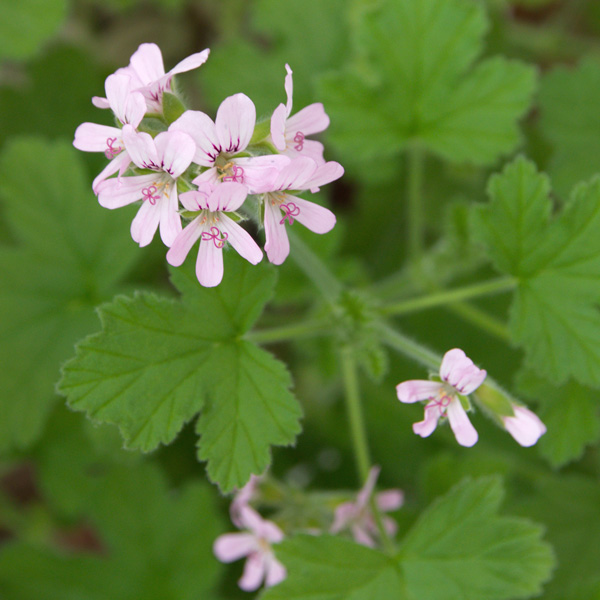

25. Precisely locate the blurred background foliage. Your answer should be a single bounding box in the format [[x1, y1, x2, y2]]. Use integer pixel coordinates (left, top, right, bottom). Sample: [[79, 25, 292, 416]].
[[1, 0, 600, 598]]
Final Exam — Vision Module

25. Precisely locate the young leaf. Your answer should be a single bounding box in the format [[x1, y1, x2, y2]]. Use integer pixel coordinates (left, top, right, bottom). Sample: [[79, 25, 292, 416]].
[[475, 156, 600, 386], [58, 257, 302, 492], [263, 478, 553, 600], [0, 138, 139, 452], [319, 0, 536, 174]]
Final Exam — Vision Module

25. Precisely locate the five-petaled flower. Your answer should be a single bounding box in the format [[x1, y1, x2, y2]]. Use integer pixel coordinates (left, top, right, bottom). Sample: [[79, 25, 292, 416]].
[[213, 505, 286, 592], [396, 348, 486, 447], [330, 466, 403, 548], [166, 181, 262, 287]]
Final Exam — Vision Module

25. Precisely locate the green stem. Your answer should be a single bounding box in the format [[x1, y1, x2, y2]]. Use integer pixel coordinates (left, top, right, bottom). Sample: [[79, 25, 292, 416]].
[[245, 318, 330, 344], [407, 145, 425, 266], [375, 322, 440, 371], [288, 231, 343, 304], [381, 276, 517, 317], [340, 347, 395, 554], [448, 302, 511, 342]]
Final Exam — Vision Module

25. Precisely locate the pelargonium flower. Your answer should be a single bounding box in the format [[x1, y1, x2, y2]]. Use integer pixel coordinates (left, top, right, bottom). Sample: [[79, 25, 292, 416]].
[[330, 466, 403, 548], [166, 181, 262, 287], [93, 43, 210, 114], [262, 156, 343, 265], [97, 125, 195, 247], [502, 405, 547, 447], [231, 475, 263, 529], [213, 505, 286, 592], [396, 348, 487, 447], [271, 64, 330, 164], [171, 94, 289, 194], [73, 73, 146, 192]]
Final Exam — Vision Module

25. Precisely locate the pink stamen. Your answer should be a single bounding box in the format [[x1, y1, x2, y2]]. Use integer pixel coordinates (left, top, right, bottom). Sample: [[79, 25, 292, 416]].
[[279, 202, 301, 226], [201, 226, 228, 248], [222, 165, 245, 183], [293, 131, 305, 151], [104, 137, 123, 160], [432, 395, 452, 415], [142, 185, 160, 205]]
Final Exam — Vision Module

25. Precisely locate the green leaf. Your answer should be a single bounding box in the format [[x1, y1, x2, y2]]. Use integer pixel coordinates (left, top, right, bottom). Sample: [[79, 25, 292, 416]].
[[0, 463, 224, 600], [539, 59, 600, 199], [263, 478, 553, 600], [0, 138, 139, 452], [400, 477, 554, 600], [517, 371, 600, 467], [476, 157, 600, 386], [0, 0, 68, 61], [319, 0, 536, 174], [58, 257, 302, 492]]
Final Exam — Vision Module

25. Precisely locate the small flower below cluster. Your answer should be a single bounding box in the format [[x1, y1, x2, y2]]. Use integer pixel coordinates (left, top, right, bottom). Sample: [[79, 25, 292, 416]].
[[330, 466, 403, 548], [502, 405, 547, 447]]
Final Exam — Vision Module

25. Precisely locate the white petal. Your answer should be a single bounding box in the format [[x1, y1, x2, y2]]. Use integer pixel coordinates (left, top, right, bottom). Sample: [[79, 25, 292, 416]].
[[129, 43, 165, 85], [213, 533, 258, 563], [168, 48, 210, 76], [73, 123, 122, 152], [263, 198, 290, 265], [272, 157, 318, 191], [122, 125, 160, 170], [220, 215, 263, 265], [286, 195, 336, 234], [503, 406, 546, 447], [167, 218, 203, 266], [413, 402, 442, 438], [154, 130, 195, 177], [215, 93, 255, 153], [97, 174, 157, 208], [286, 102, 330, 135], [92, 152, 132, 193], [196, 229, 224, 286], [206, 182, 247, 212], [446, 398, 478, 447], [270, 103, 288, 151], [170, 110, 219, 166], [131, 200, 161, 247], [158, 185, 182, 247], [232, 155, 290, 194], [396, 380, 443, 404], [301, 160, 344, 191]]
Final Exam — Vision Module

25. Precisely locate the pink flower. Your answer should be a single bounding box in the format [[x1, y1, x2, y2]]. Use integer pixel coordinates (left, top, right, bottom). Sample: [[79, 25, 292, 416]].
[[97, 125, 195, 247], [330, 466, 403, 548], [231, 475, 262, 528], [93, 43, 210, 114], [271, 64, 330, 164], [213, 506, 286, 592], [73, 73, 146, 191], [396, 348, 487, 447], [166, 182, 262, 287], [170, 94, 289, 194], [263, 156, 343, 265], [502, 405, 547, 447]]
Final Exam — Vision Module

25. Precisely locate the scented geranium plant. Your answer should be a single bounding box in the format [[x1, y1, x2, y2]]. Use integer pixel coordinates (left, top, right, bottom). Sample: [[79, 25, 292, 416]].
[[5, 0, 600, 598]]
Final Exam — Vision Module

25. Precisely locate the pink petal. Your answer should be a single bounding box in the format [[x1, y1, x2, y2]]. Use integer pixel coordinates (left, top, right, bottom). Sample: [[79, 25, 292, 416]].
[[206, 182, 247, 212], [382, 515, 398, 538], [286, 103, 330, 136], [73, 123, 122, 152], [301, 160, 344, 191], [265, 555, 287, 588], [270, 103, 288, 151], [92, 96, 110, 109], [273, 157, 318, 191], [167, 217, 203, 266], [105, 73, 144, 125], [232, 155, 290, 194], [168, 48, 210, 76], [396, 380, 443, 404], [154, 130, 195, 177], [170, 110, 219, 167], [220, 215, 263, 265], [330, 502, 355, 534], [355, 466, 380, 510], [97, 174, 157, 208], [158, 184, 182, 247], [129, 43, 165, 85], [455, 367, 487, 395], [196, 229, 224, 287], [352, 524, 376, 548], [446, 398, 478, 447], [122, 125, 160, 171], [92, 152, 132, 193], [503, 406, 547, 447], [131, 199, 161, 247], [179, 189, 209, 212], [440, 349, 486, 394], [263, 199, 290, 265], [215, 93, 255, 153], [376, 489, 404, 512], [239, 552, 266, 592], [213, 532, 258, 563], [286, 195, 336, 234], [283, 64, 294, 115], [284, 138, 326, 165], [192, 167, 219, 188], [413, 402, 442, 438]]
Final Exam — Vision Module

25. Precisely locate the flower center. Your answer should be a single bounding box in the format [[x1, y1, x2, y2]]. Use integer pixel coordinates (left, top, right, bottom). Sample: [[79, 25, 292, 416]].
[[201, 225, 228, 248], [142, 184, 161, 205], [104, 137, 123, 160], [217, 160, 245, 183], [279, 202, 301, 225]]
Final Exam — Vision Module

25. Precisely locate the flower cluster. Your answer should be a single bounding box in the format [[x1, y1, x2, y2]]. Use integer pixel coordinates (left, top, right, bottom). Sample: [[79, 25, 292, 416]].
[[74, 44, 343, 286], [396, 348, 546, 447]]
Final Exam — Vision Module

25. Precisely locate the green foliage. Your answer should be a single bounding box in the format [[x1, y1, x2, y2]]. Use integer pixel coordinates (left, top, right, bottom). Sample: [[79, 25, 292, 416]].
[[0, 138, 139, 452], [476, 156, 600, 386], [263, 478, 554, 600], [0, 462, 224, 599], [319, 0, 536, 175], [0, 0, 68, 61], [539, 59, 600, 199], [58, 257, 302, 492]]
